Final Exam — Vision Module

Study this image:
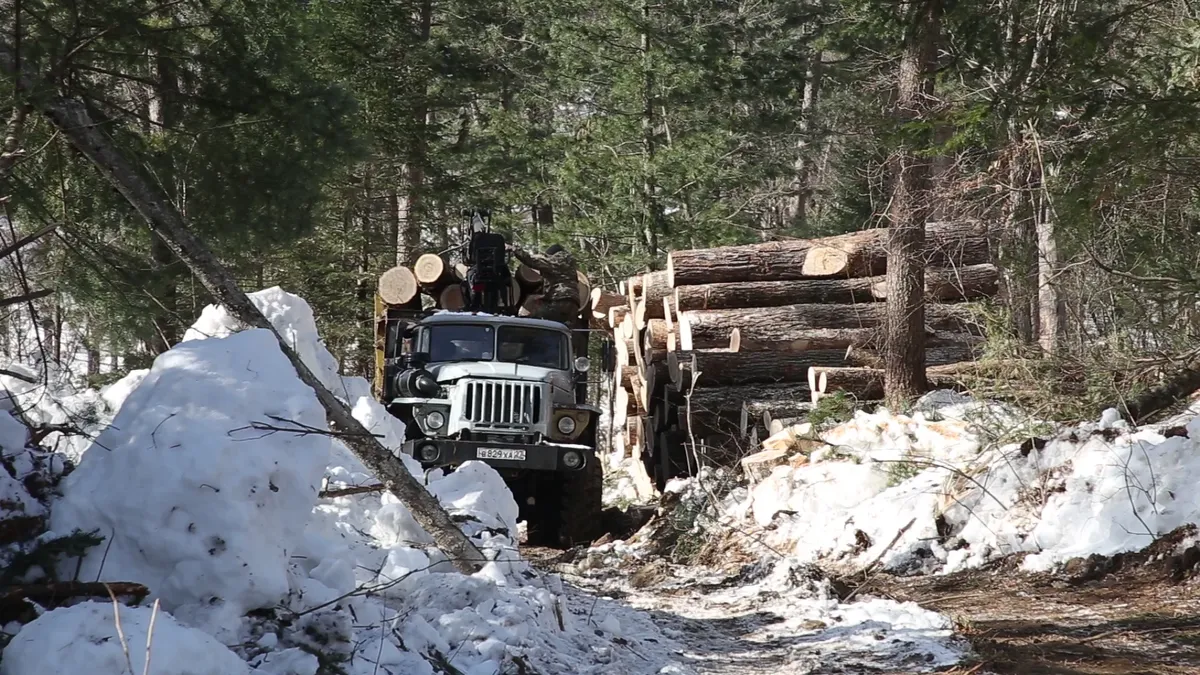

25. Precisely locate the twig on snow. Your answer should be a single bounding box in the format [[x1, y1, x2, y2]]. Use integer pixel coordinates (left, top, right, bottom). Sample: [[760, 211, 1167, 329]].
[[105, 583, 136, 675], [844, 517, 916, 603], [320, 483, 386, 499]]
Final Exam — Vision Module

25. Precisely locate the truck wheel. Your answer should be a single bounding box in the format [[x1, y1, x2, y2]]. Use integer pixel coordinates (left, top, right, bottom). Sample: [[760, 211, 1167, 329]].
[[556, 452, 604, 547]]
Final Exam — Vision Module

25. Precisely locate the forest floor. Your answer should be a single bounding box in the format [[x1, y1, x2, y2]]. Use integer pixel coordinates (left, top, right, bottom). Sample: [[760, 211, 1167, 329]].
[[527, 522, 1200, 675], [879, 526, 1200, 675]]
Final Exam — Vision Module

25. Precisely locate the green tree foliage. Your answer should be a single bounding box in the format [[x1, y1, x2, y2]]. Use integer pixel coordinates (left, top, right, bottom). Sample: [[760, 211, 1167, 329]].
[[5, 0, 1200, 384]]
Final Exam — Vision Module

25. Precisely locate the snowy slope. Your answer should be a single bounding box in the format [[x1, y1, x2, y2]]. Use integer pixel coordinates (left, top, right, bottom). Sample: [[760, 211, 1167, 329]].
[[1, 287, 688, 675]]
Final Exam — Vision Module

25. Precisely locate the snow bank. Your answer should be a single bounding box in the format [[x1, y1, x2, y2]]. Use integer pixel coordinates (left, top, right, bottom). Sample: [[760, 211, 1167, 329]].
[[0, 601, 252, 675], [48, 328, 332, 633], [740, 391, 1200, 573], [4, 286, 686, 675]]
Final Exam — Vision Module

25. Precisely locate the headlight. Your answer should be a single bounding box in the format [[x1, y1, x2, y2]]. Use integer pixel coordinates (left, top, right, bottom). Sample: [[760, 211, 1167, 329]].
[[425, 410, 445, 430], [562, 450, 583, 469], [418, 443, 440, 462], [556, 415, 576, 435]]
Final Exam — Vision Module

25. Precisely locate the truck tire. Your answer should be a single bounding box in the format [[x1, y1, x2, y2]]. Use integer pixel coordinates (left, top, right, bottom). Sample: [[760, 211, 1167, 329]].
[[556, 451, 604, 547]]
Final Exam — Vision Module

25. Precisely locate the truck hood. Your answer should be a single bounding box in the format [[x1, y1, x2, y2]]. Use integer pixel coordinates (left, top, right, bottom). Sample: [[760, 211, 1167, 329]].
[[427, 362, 575, 400]]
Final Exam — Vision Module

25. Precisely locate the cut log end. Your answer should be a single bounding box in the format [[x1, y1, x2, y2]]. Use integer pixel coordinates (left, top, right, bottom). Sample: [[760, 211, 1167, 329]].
[[800, 246, 851, 277], [413, 253, 449, 285], [379, 266, 419, 305]]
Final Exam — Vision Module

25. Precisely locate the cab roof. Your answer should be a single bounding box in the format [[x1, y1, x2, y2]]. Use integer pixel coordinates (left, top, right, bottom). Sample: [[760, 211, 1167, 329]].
[[420, 311, 572, 334]]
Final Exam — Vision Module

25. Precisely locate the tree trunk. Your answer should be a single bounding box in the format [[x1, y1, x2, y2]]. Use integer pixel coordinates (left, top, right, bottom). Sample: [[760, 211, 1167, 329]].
[[674, 267, 997, 312], [147, 39, 183, 355], [667, 221, 982, 286], [9, 65, 488, 572], [871, 263, 999, 302], [686, 384, 814, 435], [673, 339, 975, 389], [673, 349, 868, 388], [640, 0, 659, 259], [812, 366, 961, 402], [787, 50, 824, 230], [801, 221, 989, 278], [590, 289, 624, 322], [675, 276, 876, 311], [678, 302, 979, 351], [1034, 171, 1063, 354], [399, 0, 433, 268], [1001, 124, 1036, 344], [884, 0, 942, 408]]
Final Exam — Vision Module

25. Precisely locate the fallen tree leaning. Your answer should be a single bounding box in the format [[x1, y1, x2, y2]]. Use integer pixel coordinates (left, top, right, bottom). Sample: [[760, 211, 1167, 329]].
[[0, 41, 487, 574]]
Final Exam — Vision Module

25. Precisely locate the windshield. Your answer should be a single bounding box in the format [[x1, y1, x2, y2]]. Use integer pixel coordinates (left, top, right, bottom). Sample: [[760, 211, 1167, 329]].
[[423, 323, 567, 369], [426, 324, 494, 362], [496, 326, 567, 369]]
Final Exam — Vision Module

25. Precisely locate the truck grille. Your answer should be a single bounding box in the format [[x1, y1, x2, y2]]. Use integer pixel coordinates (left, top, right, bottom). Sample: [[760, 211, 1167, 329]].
[[463, 380, 543, 428]]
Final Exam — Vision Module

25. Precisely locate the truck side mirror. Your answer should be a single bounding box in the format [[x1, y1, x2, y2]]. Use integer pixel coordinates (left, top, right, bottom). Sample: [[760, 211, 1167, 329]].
[[405, 351, 431, 368]]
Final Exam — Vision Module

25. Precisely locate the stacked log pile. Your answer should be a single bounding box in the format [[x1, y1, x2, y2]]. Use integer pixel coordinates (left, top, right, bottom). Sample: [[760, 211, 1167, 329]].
[[610, 221, 996, 488], [377, 252, 592, 315]]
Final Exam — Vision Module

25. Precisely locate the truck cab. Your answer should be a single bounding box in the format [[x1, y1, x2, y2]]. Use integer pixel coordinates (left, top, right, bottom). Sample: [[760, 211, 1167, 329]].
[[381, 311, 604, 546], [388, 312, 599, 471]]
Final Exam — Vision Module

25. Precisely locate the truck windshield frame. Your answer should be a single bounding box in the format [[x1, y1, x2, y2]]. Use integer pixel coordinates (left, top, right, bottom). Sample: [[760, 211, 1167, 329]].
[[422, 323, 568, 370]]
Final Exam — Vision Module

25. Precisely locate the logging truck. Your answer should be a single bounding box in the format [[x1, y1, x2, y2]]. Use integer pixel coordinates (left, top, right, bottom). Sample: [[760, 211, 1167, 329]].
[[373, 212, 607, 547]]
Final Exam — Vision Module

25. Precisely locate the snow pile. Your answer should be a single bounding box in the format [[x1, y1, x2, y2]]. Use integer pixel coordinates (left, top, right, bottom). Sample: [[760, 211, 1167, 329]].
[[740, 391, 1200, 574], [3, 287, 687, 675], [48, 328, 331, 634], [1, 601, 253, 675]]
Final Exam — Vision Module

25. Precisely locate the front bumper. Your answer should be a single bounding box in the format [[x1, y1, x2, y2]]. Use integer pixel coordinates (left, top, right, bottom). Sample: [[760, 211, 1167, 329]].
[[401, 438, 589, 471]]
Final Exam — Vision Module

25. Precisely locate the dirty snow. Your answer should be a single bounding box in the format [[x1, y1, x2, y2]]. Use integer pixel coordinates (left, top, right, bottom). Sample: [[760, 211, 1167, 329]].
[[566, 554, 967, 674]]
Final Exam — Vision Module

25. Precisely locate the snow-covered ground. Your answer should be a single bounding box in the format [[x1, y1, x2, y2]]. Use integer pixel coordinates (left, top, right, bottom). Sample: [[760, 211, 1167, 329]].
[[0, 288, 688, 675], [718, 391, 1200, 576]]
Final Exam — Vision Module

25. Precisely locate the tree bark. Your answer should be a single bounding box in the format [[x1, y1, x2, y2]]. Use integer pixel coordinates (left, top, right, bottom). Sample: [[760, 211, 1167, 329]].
[[678, 302, 979, 351], [147, 38, 183, 355], [634, 270, 671, 328], [802, 221, 989, 278], [812, 366, 961, 402], [1034, 166, 1064, 354], [884, 0, 942, 408], [5, 54, 488, 573], [667, 220, 982, 286], [672, 340, 974, 389], [787, 50, 824, 229], [667, 240, 814, 286], [675, 276, 877, 311], [870, 263, 998, 302], [398, 0, 433, 267], [671, 264, 997, 314]]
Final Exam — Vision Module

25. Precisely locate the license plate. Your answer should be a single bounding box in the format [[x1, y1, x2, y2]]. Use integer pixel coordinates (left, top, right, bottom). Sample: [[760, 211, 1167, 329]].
[[476, 447, 527, 461]]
